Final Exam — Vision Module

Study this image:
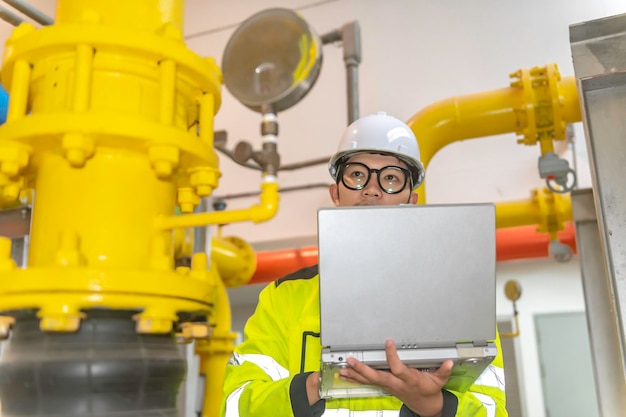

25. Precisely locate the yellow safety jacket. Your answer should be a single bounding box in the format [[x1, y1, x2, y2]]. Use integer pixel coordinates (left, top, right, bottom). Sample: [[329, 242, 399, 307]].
[[221, 266, 507, 417]]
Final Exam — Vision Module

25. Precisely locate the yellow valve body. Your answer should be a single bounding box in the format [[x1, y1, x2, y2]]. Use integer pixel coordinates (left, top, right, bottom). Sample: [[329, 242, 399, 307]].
[[0, 0, 223, 332]]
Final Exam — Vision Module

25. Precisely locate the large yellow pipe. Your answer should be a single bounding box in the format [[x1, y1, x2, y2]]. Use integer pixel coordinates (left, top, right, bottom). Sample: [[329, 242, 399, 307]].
[[195, 262, 238, 417], [495, 188, 572, 230], [409, 73, 581, 205]]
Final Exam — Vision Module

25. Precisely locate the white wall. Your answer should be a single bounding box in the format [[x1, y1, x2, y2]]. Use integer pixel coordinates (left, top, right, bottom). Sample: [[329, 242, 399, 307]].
[[181, 0, 626, 244], [496, 257, 587, 417], [0, 1, 618, 416]]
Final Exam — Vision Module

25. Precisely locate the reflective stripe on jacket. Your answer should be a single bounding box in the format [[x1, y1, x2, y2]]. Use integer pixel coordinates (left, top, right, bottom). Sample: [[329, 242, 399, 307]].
[[220, 266, 507, 417]]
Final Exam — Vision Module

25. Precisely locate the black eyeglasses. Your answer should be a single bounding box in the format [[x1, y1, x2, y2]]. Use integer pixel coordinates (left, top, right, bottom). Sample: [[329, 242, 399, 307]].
[[338, 162, 411, 194]]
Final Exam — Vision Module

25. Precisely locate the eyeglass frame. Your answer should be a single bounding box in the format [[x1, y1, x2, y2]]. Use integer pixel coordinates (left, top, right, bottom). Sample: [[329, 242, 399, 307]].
[[336, 162, 413, 194]]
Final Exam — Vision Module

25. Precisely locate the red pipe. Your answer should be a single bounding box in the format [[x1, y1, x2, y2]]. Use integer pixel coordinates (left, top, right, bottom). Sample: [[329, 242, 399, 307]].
[[248, 222, 577, 285]]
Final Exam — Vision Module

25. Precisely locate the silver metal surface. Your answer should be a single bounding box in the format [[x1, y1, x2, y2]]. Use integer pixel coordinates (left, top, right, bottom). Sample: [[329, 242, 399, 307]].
[[318, 203, 496, 350], [570, 12, 626, 415], [571, 189, 626, 415], [2, 0, 53, 25], [0, 206, 31, 267], [0, 206, 31, 238]]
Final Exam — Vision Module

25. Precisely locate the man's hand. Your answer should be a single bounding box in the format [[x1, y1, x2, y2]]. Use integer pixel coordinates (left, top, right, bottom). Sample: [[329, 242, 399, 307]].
[[338, 339, 454, 417], [306, 371, 321, 405]]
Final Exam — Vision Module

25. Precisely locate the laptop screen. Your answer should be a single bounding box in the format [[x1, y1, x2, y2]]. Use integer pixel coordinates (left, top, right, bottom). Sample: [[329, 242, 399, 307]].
[[318, 203, 496, 351]]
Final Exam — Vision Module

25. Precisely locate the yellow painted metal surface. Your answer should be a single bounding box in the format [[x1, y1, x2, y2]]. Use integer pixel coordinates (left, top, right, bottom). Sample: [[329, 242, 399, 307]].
[[408, 63, 582, 205], [496, 187, 572, 238], [0, 2, 278, 416], [196, 260, 239, 417], [211, 236, 257, 287], [158, 180, 280, 229], [0, 0, 227, 331]]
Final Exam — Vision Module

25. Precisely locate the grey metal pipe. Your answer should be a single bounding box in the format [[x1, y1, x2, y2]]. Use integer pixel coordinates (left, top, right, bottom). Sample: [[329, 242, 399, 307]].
[[0, 4, 23, 26], [341, 21, 361, 124], [193, 198, 209, 254], [320, 21, 362, 126], [321, 29, 341, 44], [345, 63, 359, 125], [2, 0, 53, 25]]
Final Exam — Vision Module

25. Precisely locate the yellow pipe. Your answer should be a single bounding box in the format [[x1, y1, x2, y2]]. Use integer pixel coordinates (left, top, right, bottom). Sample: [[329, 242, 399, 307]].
[[196, 261, 238, 417], [211, 236, 256, 287], [157, 180, 280, 230], [557, 76, 582, 122], [500, 312, 520, 338], [172, 228, 256, 287], [408, 69, 581, 205], [495, 188, 572, 229]]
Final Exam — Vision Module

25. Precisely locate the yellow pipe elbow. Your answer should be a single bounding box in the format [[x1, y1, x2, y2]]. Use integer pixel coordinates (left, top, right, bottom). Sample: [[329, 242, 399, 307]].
[[408, 66, 582, 205], [408, 86, 522, 170], [157, 181, 280, 230], [173, 226, 256, 287], [211, 236, 256, 288], [253, 180, 280, 222], [408, 86, 523, 202]]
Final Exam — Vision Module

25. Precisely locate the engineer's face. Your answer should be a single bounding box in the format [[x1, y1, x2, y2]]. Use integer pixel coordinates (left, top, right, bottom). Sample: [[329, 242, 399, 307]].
[[329, 153, 418, 207]]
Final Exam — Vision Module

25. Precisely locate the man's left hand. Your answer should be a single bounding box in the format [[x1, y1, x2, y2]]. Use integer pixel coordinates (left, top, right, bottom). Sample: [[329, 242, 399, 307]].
[[338, 338, 454, 417]]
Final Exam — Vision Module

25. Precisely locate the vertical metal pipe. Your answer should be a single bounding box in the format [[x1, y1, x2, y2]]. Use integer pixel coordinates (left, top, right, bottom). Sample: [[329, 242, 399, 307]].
[[0, 4, 23, 26], [341, 22, 361, 125], [345, 63, 359, 125], [2, 0, 53, 25], [193, 198, 209, 254]]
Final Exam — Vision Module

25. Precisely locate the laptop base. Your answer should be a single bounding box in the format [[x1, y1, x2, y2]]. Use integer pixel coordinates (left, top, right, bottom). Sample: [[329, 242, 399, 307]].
[[319, 343, 498, 399]]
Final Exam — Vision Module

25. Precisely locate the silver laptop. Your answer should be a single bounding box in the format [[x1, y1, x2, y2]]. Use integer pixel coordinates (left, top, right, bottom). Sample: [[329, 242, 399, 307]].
[[317, 203, 498, 398]]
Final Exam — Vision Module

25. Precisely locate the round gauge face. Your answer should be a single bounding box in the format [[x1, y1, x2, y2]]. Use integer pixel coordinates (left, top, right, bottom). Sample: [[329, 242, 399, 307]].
[[222, 8, 322, 113]]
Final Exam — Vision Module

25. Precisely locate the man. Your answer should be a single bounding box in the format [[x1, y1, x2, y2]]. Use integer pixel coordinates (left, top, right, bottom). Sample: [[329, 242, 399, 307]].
[[221, 112, 507, 417]]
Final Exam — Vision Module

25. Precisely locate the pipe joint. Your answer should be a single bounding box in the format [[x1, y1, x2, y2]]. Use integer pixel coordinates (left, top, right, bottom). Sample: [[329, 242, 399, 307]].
[[251, 181, 279, 223], [341, 21, 362, 64], [511, 63, 567, 146]]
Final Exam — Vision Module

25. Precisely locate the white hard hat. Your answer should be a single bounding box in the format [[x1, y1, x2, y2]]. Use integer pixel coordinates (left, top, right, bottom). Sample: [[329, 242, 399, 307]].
[[328, 112, 425, 188]]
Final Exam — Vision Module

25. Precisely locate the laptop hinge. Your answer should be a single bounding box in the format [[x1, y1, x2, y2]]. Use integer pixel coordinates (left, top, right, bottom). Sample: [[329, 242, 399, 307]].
[[456, 340, 490, 348]]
